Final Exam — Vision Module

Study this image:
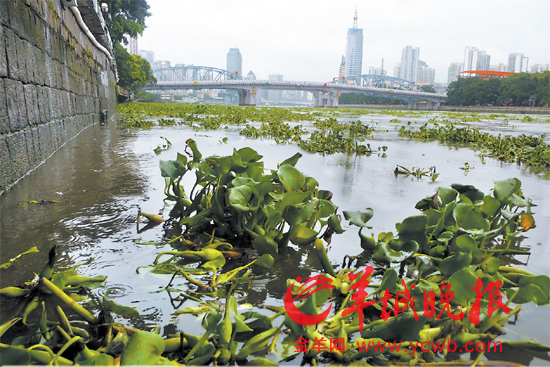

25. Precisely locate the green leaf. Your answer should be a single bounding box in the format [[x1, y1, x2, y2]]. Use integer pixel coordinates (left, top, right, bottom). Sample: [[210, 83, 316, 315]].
[[103, 291, 140, 319], [236, 327, 279, 359], [160, 160, 186, 180], [439, 251, 472, 277], [120, 330, 165, 365], [480, 195, 501, 218], [480, 256, 500, 275], [361, 313, 428, 341], [253, 236, 278, 257], [327, 214, 345, 234], [343, 208, 374, 228], [508, 275, 550, 305], [447, 267, 478, 306], [453, 203, 490, 232], [290, 226, 318, 245], [372, 240, 418, 264], [359, 228, 376, 251], [396, 215, 427, 244], [451, 183, 484, 203], [237, 147, 263, 163], [437, 187, 458, 206], [450, 234, 477, 253], [277, 165, 305, 192], [228, 185, 257, 212], [255, 254, 274, 270], [493, 178, 521, 203], [277, 152, 302, 168]]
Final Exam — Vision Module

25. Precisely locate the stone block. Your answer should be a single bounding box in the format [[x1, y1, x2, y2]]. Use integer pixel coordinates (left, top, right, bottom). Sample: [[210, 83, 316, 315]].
[[0, 78, 8, 134], [15, 36, 29, 83], [5, 28, 20, 80], [5, 79, 29, 132], [23, 84, 39, 126], [0, 26, 7, 77], [24, 129, 37, 167], [0, 0, 9, 27], [31, 126, 43, 163], [38, 123, 52, 158], [6, 130, 30, 181], [24, 42, 36, 83], [0, 135, 13, 192], [37, 86, 50, 123], [7, 0, 30, 43]]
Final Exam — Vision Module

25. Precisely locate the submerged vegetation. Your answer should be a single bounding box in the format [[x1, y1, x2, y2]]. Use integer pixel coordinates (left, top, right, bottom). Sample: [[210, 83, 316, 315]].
[[2, 137, 549, 366]]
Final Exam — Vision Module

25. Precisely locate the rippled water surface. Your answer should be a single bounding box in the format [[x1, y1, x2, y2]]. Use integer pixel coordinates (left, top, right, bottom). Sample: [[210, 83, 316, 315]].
[[1, 109, 549, 363]]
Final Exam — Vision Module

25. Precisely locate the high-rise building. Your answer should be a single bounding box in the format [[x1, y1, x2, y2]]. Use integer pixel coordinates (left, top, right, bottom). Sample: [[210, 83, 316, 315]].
[[227, 48, 242, 78], [339, 56, 346, 78], [448, 63, 463, 83], [464, 47, 490, 71], [127, 36, 138, 55], [417, 61, 435, 85], [399, 46, 420, 82], [267, 74, 283, 101], [246, 70, 256, 80], [490, 63, 507, 72], [393, 63, 401, 78], [368, 67, 386, 76], [530, 64, 549, 73], [344, 10, 363, 78], [508, 53, 529, 73], [139, 50, 154, 65]]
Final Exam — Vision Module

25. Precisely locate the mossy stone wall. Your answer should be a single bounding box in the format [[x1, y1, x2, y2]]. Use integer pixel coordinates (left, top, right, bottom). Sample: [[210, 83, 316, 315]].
[[0, 0, 117, 194]]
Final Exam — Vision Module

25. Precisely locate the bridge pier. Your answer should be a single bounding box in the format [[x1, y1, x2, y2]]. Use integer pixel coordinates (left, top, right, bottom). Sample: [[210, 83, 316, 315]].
[[313, 91, 339, 108], [237, 89, 257, 106], [407, 100, 440, 111]]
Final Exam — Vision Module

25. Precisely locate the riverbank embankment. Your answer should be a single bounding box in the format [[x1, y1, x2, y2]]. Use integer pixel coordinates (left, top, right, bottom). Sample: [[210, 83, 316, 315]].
[[0, 0, 117, 195]]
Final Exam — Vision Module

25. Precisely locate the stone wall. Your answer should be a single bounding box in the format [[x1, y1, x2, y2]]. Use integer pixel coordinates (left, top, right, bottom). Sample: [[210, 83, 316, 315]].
[[0, 0, 117, 195]]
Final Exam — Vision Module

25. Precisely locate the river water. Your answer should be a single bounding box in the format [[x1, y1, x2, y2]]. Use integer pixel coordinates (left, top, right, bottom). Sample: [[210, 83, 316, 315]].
[[1, 108, 549, 363]]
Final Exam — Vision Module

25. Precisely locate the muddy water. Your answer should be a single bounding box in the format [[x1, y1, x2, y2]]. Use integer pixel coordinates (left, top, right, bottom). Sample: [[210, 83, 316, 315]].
[[1, 110, 549, 360]]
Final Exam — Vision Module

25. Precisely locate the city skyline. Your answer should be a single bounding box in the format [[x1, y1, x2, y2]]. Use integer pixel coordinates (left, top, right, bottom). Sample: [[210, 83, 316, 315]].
[[138, 0, 550, 83]]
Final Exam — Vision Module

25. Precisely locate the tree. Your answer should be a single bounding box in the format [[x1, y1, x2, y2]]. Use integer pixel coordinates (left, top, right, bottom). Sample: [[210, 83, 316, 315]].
[[114, 43, 156, 93], [421, 85, 436, 93], [102, 0, 151, 45]]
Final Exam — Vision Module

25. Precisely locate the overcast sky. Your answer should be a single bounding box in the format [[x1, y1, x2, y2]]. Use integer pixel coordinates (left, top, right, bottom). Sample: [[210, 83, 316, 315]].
[[138, 0, 550, 83]]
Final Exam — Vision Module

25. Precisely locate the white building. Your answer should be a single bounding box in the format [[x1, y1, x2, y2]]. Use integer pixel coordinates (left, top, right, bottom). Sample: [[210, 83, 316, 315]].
[[344, 10, 363, 78], [490, 63, 507, 72], [508, 53, 529, 73], [448, 62, 463, 83], [399, 46, 420, 82], [464, 47, 490, 71], [246, 70, 256, 80], [227, 48, 243, 78], [417, 61, 435, 85], [393, 63, 401, 78], [127, 36, 138, 55], [368, 67, 386, 76], [530, 64, 549, 73], [339, 56, 346, 78]]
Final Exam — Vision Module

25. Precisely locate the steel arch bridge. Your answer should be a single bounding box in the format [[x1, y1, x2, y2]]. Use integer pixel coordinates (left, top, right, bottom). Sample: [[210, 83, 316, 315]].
[[335, 74, 423, 91], [153, 65, 235, 83]]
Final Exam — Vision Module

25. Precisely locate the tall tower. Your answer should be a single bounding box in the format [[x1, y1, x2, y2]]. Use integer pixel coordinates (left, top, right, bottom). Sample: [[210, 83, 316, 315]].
[[344, 9, 363, 78], [226, 48, 242, 78], [399, 46, 420, 82]]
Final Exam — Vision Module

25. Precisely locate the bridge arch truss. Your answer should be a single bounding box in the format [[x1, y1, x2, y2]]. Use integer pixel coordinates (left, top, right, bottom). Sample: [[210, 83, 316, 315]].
[[336, 74, 423, 91], [153, 65, 235, 83]]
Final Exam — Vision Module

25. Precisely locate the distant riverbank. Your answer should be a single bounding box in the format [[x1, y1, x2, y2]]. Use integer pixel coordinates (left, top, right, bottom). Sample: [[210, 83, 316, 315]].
[[341, 104, 550, 115]]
